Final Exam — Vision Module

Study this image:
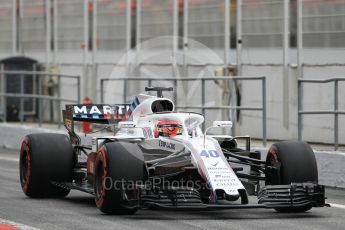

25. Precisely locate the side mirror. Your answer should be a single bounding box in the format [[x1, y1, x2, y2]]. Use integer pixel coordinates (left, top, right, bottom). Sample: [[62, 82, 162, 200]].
[[213, 121, 233, 128], [118, 121, 136, 128], [204, 121, 233, 147]]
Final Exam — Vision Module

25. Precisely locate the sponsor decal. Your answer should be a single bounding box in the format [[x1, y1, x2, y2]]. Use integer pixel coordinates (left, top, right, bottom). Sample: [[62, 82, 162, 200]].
[[127, 96, 140, 116], [189, 143, 244, 196], [143, 127, 153, 138], [217, 175, 235, 179], [207, 167, 228, 171], [216, 182, 240, 187], [159, 140, 176, 150], [73, 105, 129, 115], [200, 150, 220, 158], [214, 178, 236, 182], [210, 161, 219, 167], [117, 129, 135, 135]]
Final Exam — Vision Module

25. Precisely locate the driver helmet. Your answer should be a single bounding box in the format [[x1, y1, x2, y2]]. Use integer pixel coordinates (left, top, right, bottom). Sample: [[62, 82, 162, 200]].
[[154, 120, 183, 138]]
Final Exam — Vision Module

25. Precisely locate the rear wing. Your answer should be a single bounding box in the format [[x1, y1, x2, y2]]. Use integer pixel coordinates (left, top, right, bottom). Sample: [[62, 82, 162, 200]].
[[63, 104, 130, 123], [62, 104, 130, 144]]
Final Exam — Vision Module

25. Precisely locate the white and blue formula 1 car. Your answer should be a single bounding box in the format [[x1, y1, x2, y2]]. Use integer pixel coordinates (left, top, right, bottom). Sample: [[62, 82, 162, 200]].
[[19, 87, 326, 214]]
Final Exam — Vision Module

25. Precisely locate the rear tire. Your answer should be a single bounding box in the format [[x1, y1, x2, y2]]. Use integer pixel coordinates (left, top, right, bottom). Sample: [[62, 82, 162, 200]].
[[94, 141, 145, 215], [20, 133, 74, 198], [265, 141, 318, 213]]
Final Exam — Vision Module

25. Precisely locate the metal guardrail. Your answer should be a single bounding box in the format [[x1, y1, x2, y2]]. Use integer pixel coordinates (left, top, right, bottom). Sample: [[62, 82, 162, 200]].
[[298, 78, 345, 150], [0, 70, 81, 128], [100, 76, 267, 146]]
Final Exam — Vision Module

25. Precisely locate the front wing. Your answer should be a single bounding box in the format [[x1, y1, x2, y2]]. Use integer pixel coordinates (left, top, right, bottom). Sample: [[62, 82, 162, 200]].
[[140, 183, 327, 210]]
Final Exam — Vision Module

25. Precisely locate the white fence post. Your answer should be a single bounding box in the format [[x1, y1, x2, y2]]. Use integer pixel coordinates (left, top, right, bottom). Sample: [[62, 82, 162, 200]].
[[183, 0, 189, 77], [126, 0, 132, 76], [53, 0, 58, 65], [297, 0, 303, 79], [18, 0, 23, 54], [83, 0, 89, 98], [12, 0, 17, 55], [224, 0, 230, 68], [45, 0, 51, 66], [236, 0, 242, 76], [92, 0, 97, 101], [173, 0, 178, 56], [283, 0, 290, 128], [136, 0, 142, 66]]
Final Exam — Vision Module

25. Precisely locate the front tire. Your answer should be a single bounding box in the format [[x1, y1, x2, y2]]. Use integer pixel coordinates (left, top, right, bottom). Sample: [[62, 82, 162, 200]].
[[20, 133, 74, 198], [265, 141, 318, 213], [94, 141, 145, 215]]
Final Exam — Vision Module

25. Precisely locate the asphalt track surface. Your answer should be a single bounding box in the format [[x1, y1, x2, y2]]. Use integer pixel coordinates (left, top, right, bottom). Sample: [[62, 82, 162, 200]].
[[1, 148, 345, 230]]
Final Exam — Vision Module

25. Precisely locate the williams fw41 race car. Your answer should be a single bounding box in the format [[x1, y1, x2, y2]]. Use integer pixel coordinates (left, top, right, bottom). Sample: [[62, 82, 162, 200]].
[[20, 87, 326, 214]]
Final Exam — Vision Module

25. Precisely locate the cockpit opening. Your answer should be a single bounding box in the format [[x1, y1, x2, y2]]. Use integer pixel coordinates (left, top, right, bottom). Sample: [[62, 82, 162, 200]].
[[151, 100, 174, 113]]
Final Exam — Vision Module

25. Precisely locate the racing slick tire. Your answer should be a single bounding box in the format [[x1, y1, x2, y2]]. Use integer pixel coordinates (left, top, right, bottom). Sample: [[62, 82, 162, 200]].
[[265, 140, 318, 213], [19, 133, 74, 198], [94, 141, 145, 215]]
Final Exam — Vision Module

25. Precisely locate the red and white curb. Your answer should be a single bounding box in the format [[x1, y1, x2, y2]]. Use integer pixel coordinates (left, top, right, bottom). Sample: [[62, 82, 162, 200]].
[[0, 218, 39, 230]]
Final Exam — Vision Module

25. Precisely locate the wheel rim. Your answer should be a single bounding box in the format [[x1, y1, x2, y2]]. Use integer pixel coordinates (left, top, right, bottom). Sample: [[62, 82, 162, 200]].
[[95, 158, 105, 201], [267, 148, 279, 165], [266, 147, 281, 185], [20, 151, 29, 186]]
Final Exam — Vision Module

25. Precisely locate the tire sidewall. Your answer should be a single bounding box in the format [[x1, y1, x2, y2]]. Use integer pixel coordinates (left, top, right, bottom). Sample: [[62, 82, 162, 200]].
[[266, 141, 318, 185], [19, 133, 74, 198]]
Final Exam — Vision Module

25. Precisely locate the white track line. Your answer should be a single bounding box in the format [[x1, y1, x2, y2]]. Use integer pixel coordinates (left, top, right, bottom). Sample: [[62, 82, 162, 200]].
[[0, 218, 40, 230], [0, 156, 18, 163], [330, 203, 345, 209]]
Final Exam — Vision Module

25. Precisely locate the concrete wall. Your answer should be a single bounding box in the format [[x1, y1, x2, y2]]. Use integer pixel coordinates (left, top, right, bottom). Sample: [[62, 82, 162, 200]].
[[237, 49, 345, 144], [0, 48, 344, 144], [0, 123, 91, 150]]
